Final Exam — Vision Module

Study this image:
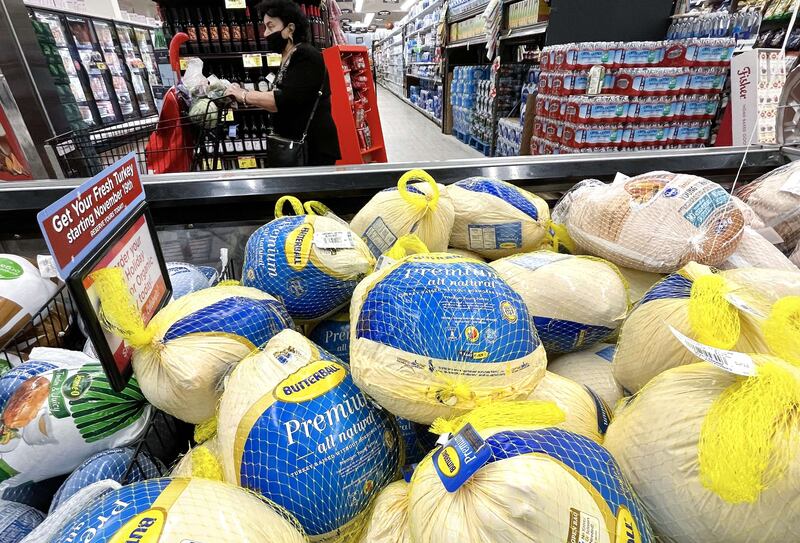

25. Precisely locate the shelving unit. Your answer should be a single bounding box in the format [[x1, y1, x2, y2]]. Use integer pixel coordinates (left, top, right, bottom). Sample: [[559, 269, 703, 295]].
[[373, 27, 404, 99]]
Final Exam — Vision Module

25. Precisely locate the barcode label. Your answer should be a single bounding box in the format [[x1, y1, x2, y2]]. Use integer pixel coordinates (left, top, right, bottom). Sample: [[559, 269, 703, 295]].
[[669, 325, 756, 376], [313, 231, 355, 249]]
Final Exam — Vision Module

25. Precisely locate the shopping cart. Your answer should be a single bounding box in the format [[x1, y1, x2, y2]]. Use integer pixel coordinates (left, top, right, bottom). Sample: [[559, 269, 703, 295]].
[[47, 33, 235, 178]]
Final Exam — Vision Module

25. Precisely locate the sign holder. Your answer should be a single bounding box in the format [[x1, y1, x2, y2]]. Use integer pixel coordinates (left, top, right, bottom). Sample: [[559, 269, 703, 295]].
[[37, 153, 171, 391], [67, 204, 171, 391]]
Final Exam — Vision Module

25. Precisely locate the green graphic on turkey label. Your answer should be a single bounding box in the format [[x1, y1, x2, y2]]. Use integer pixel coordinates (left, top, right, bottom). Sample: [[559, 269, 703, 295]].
[[0, 258, 23, 280]]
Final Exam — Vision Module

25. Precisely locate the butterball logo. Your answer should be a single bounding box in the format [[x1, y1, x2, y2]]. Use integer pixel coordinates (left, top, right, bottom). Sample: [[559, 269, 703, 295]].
[[275, 360, 346, 403], [285, 223, 314, 272], [109, 509, 165, 543], [615, 505, 642, 543]]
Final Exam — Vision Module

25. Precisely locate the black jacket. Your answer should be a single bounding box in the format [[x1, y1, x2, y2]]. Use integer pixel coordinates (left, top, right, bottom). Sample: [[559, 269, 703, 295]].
[[273, 43, 340, 166]]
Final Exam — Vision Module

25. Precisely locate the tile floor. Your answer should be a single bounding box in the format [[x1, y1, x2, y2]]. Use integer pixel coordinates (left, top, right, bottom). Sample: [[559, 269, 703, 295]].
[[375, 85, 484, 163]]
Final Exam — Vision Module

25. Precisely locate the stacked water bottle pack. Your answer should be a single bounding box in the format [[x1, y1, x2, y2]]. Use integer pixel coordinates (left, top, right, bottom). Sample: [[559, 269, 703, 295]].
[[532, 38, 732, 155], [470, 79, 494, 152], [520, 66, 540, 125], [409, 83, 443, 120], [496, 117, 524, 157], [450, 65, 490, 142]]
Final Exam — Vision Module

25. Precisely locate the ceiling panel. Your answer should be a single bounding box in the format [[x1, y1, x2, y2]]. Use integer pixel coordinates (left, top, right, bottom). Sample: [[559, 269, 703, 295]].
[[338, 0, 408, 31]]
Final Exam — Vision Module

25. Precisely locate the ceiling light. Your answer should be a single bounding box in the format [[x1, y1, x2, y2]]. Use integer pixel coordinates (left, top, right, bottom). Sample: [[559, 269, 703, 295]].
[[355, 0, 364, 12], [363, 12, 374, 25], [341, 17, 352, 22], [378, 9, 390, 15], [375, 17, 384, 21], [341, 8, 352, 12]]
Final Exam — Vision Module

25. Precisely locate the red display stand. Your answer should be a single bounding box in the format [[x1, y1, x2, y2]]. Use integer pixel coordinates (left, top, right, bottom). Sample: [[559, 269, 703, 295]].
[[323, 45, 387, 165]]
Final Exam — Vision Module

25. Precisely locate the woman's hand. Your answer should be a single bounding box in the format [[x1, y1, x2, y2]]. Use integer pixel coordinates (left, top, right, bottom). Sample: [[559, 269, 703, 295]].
[[225, 83, 245, 103]]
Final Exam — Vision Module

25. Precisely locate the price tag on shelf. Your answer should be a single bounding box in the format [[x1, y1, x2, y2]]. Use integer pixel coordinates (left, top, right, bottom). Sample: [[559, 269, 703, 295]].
[[266, 53, 282, 67], [242, 53, 263, 68], [225, 0, 246, 8], [225, 109, 235, 122], [179, 57, 190, 71], [238, 156, 257, 169]]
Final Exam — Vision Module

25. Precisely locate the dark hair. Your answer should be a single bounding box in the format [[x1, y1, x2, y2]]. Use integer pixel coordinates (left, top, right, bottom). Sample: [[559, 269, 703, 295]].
[[257, 0, 309, 43]]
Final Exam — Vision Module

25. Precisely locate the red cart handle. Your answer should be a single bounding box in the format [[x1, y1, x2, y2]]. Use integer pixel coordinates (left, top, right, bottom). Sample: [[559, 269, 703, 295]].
[[169, 33, 189, 81]]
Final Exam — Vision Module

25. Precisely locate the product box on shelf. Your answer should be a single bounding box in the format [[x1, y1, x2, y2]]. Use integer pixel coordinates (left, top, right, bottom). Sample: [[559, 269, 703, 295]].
[[730, 48, 785, 145]]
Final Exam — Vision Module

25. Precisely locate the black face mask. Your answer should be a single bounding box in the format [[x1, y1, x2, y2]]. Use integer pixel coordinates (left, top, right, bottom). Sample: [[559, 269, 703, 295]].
[[265, 29, 289, 53]]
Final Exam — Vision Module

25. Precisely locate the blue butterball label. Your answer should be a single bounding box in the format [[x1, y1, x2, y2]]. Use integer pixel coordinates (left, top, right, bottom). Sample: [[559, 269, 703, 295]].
[[487, 428, 652, 543], [595, 345, 616, 362], [308, 317, 350, 363], [432, 423, 491, 492], [356, 256, 538, 363], [238, 362, 400, 538], [639, 273, 692, 306], [532, 316, 614, 354], [242, 216, 361, 320], [455, 177, 541, 221]]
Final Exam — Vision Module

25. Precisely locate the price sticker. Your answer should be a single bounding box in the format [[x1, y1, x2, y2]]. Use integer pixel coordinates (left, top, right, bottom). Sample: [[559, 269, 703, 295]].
[[179, 57, 190, 71], [313, 231, 356, 249], [225, 0, 246, 8], [266, 53, 282, 67], [238, 156, 257, 169], [225, 109, 235, 122], [669, 326, 756, 376], [242, 53, 263, 68]]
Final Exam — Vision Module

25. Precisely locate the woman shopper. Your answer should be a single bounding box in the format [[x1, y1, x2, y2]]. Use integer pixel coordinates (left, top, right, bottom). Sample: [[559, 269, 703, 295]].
[[225, 0, 340, 166]]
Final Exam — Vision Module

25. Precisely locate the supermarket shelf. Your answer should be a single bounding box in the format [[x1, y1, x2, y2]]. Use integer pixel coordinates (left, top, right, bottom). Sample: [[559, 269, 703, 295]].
[[408, 0, 443, 23], [446, 36, 488, 49], [361, 144, 383, 155], [406, 73, 441, 83], [408, 61, 437, 64], [401, 96, 443, 127], [499, 22, 548, 41], [0, 147, 787, 233], [406, 22, 438, 39], [447, 2, 489, 24]]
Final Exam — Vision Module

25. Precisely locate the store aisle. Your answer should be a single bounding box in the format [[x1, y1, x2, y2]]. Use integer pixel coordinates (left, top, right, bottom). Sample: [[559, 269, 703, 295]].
[[376, 86, 484, 163]]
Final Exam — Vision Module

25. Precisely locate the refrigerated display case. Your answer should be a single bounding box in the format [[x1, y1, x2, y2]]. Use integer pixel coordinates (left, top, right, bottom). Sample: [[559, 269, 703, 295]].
[[116, 23, 157, 116], [31, 10, 99, 126], [93, 20, 139, 119], [64, 15, 121, 123], [134, 26, 162, 88]]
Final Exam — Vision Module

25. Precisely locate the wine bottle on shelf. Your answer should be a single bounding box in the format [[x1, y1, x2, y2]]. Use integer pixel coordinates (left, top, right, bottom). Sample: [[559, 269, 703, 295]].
[[230, 11, 243, 53], [234, 124, 244, 153], [314, 7, 323, 48], [218, 8, 231, 53], [245, 7, 258, 51], [197, 8, 211, 55], [229, 67, 241, 86], [207, 8, 220, 54], [257, 68, 270, 92], [312, 7, 321, 48], [225, 126, 235, 153], [185, 8, 199, 51], [260, 115, 269, 150], [243, 70, 255, 91], [252, 119, 263, 151], [243, 121, 253, 152]]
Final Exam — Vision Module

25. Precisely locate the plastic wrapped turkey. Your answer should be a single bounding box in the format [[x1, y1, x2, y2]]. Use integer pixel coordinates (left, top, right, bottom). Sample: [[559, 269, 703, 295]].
[[350, 169, 455, 256], [556, 172, 745, 273], [448, 177, 550, 259]]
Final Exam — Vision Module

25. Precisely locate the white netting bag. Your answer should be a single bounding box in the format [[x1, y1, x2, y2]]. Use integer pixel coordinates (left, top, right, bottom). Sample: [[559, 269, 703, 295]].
[[448, 177, 550, 259], [548, 343, 625, 407], [612, 263, 800, 393], [605, 354, 800, 543], [0, 255, 58, 346], [242, 197, 375, 322], [216, 329, 401, 542], [91, 270, 293, 424], [490, 251, 629, 354], [720, 226, 798, 271], [555, 172, 745, 272], [358, 480, 410, 543], [48, 478, 308, 542], [0, 348, 151, 491], [350, 250, 547, 424], [735, 160, 800, 252], [350, 170, 455, 257], [407, 402, 654, 542]]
